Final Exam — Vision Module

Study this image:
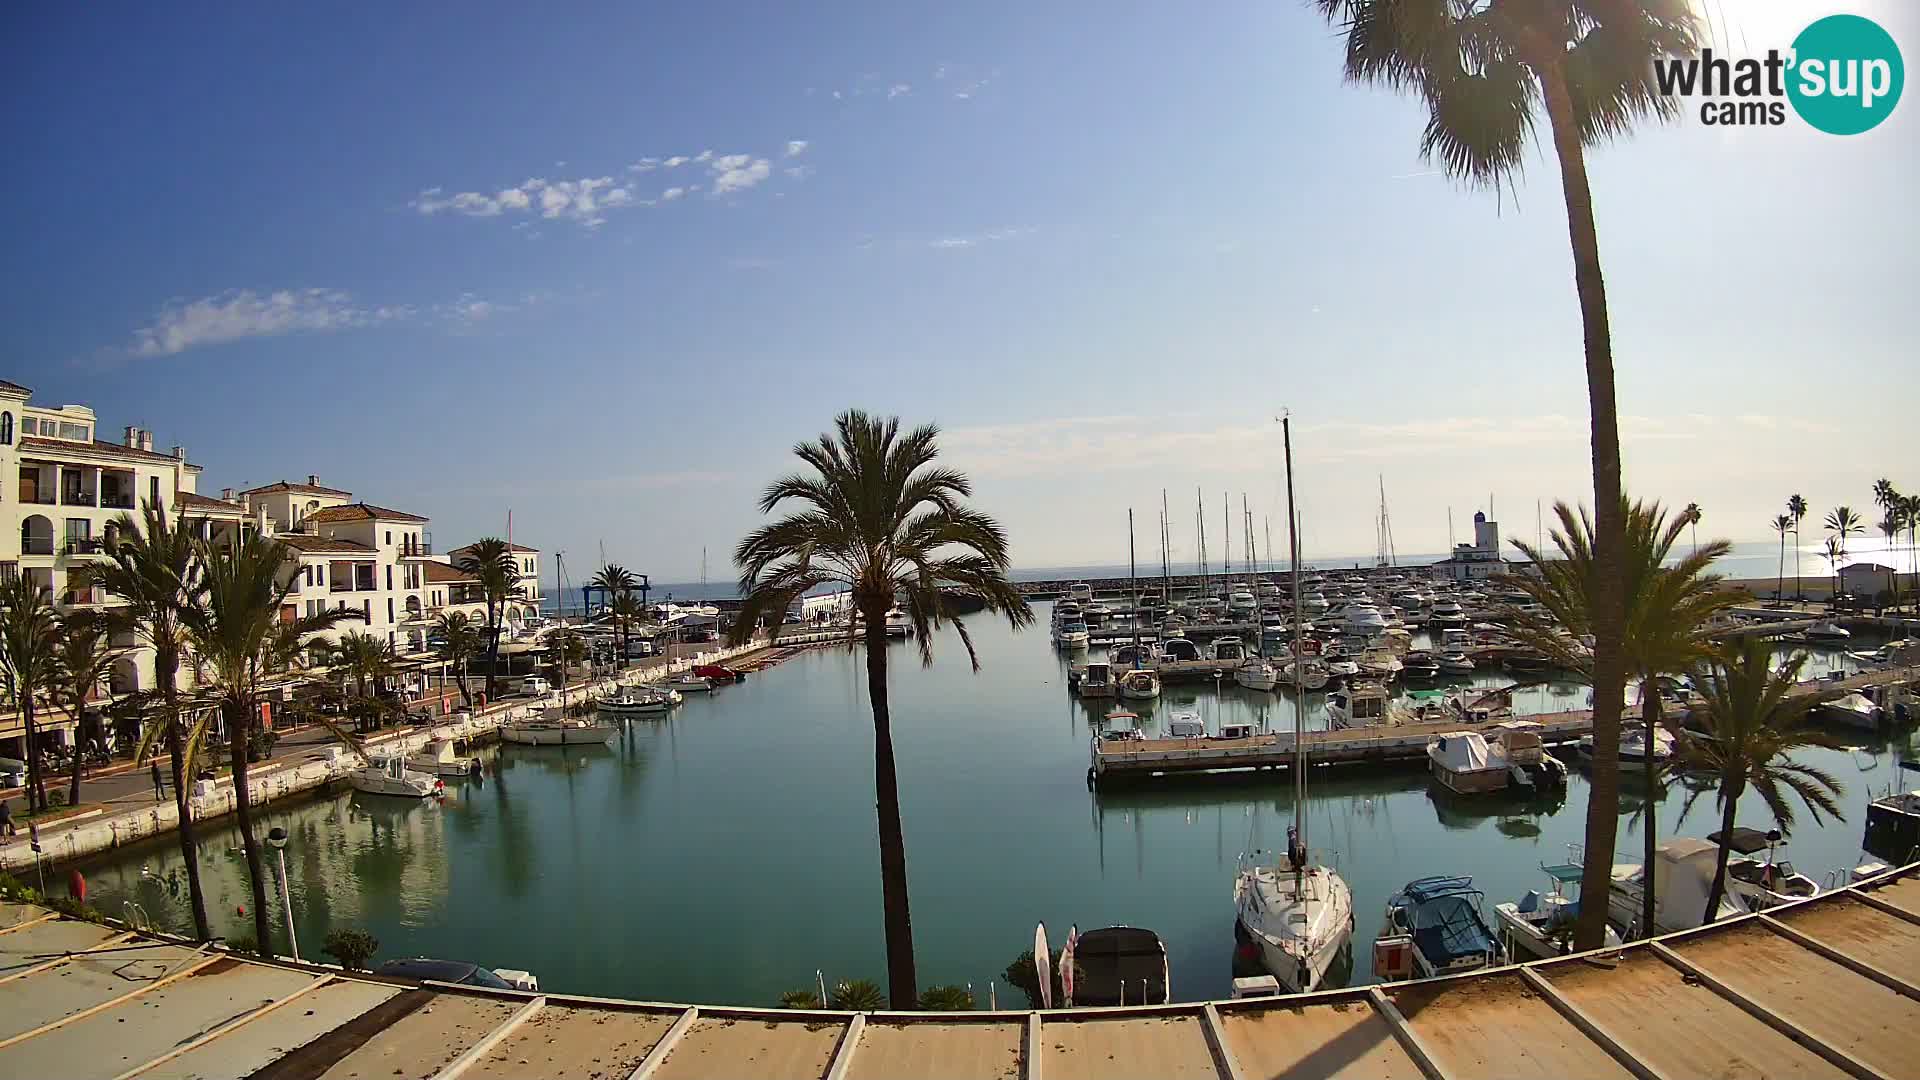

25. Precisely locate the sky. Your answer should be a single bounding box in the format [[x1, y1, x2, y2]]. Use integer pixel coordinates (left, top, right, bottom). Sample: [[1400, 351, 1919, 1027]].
[[3, 2, 1913, 581]]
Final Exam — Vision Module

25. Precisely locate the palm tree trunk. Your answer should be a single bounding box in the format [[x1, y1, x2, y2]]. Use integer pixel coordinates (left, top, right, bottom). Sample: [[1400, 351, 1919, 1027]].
[[1794, 525, 1802, 600], [160, 657, 211, 940], [23, 704, 44, 812], [68, 712, 84, 808], [1704, 776, 1742, 925], [225, 698, 275, 956], [1640, 687, 1662, 937], [863, 602, 917, 1008], [485, 605, 502, 702], [456, 659, 472, 707], [1539, 57, 1630, 953], [1776, 532, 1785, 605]]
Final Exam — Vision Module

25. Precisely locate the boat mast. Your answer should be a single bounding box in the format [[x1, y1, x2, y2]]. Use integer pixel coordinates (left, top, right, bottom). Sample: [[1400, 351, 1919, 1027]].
[[1128, 510, 1140, 658], [1222, 492, 1232, 586], [1160, 489, 1171, 603], [1282, 415, 1307, 876], [1196, 489, 1209, 601]]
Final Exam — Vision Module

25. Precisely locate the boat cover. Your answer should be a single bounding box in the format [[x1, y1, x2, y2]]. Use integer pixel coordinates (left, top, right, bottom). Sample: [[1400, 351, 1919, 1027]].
[[1707, 827, 1774, 855], [1070, 926, 1167, 1006], [1392, 879, 1495, 965], [1430, 732, 1496, 772]]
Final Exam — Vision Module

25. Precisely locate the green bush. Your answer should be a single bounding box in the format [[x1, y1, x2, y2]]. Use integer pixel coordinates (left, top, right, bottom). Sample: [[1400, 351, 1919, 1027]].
[[322, 927, 379, 970], [226, 933, 259, 955], [917, 985, 975, 1011], [48, 789, 66, 808], [778, 989, 824, 1009], [828, 979, 886, 1011]]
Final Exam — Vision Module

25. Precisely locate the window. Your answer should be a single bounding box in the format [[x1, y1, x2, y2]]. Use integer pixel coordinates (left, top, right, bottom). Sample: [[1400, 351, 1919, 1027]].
[[19, 417, 35, 436], [150, 476, 160, 509], [58, 422, 89, 441], [385, 531, 392, 544], [385, 565, 393, 590], [66, 518, 92, 542], [302, 565, 312, 586], [0, 412, 10, 445], [387, 597, 394, 623]]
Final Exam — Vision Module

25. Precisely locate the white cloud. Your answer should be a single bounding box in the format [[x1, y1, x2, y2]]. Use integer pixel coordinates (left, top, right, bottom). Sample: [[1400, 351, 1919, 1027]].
[[693, 149, 714, 163], [663, 155, 689, 168], [710, 156, 771, 196], [130, 288, 405, 356], [785, 140, 809, 157], [931, 237, 974, 249], [887, 83, 911, 99], [784, 165, 814, 180], [928, 226, 1034, 250], [660, 186, 686, 201], [628, 157, 660, 172]]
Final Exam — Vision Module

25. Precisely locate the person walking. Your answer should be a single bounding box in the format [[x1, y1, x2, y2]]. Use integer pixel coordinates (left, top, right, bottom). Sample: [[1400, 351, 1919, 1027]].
[[151, 761, 165, 801], [0, 799, 15, 837]]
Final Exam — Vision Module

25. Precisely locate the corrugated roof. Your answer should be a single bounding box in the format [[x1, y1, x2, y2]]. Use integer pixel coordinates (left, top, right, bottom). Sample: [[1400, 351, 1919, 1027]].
[[238, 480, 355, 497], [305, 502, 430, 524], [275, 534, 377, 554]]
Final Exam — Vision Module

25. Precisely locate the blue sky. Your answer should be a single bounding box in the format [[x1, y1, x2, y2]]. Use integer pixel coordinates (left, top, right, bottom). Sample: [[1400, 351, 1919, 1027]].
[[4, 2, 1913, 580]]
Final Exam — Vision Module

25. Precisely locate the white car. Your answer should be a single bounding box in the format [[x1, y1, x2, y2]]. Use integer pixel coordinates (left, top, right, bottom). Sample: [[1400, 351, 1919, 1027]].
[[520, 675, 552, 696]]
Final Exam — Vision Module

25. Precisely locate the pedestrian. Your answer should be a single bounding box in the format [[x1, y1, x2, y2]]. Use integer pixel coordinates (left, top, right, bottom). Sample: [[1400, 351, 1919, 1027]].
[[151, 761, 165, 801], [0, 799, 14, 837]]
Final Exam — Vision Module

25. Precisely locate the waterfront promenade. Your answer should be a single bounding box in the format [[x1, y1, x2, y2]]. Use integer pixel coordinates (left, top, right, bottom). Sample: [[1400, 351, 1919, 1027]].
[[1, 860, 1915, 1078], [0, 640, 774, 874]]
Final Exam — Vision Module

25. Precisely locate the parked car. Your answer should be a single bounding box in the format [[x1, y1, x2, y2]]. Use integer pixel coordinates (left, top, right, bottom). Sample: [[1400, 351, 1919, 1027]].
[[520, 675, 551, 696]]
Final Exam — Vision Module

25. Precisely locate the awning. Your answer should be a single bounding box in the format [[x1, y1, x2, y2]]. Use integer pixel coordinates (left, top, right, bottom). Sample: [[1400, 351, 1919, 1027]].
[[1707, 827, 1776, 855]]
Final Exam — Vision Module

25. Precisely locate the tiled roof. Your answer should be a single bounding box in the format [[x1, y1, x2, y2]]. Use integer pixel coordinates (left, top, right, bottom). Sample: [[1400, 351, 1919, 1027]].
[[0, 379, 29, 395], [238, 480, 354, 497], [176, 491, 246, 515], [304, 502, 430, 524], [275, 534, 377, 554], [18, 436, 199, 467], [450, 541, 539, 554], [424, 561, 477, 583]]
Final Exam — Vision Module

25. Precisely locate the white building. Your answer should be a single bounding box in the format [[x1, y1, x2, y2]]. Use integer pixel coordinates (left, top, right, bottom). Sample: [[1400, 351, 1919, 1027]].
[[1433, 512, 1512, 582], [1, 381, 210, 757], [442, 542, 542, 633], [1837, 555, 1917, 603]]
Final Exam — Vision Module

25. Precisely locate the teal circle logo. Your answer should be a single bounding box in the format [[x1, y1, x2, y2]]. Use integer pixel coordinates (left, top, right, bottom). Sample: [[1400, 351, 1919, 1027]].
[[1787, 15, 1903, 134]]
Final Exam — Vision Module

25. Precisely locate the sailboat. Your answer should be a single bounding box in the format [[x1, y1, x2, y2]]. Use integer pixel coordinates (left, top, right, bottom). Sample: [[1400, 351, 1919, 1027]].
[[1117, 510, 1160, 700], [1234, 415, 1354, 994]]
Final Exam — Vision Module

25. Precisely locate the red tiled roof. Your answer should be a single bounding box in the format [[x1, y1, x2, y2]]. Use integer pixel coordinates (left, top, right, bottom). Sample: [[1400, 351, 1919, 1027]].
[[275, 534, 377, 554], [238, 480, 354, 498], [304, 502, 429, 524], [176, 491, 246, 515], [18, 436, 198, 467], [424, 562, 477, 583], [450, 541, 539, 554]]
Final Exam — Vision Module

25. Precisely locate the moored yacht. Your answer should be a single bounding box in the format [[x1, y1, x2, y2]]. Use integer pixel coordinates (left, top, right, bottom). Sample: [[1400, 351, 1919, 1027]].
[[1374, 876, 1503, 981], [1494, 858, 1624, 960], [1708, 827, 1821, 910], [1073, 660, 1117, 698], [1325, 680, 1390, 729], [349, 753, 442, 798], [1234, 657, 1278, 691], [1118, 668, 1162, 700], [1210, 636, 1248, 662], [1340, 603, 1388, 637], [500, 712, 619, 746]]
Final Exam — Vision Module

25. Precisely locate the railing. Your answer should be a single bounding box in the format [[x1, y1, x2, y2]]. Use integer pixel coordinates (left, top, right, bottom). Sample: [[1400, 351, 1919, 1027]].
[[61, 489, 97, 507], [400, 539, 434, 556], [62, 537, 108, 556], [100, 492, 135, 509], [329, 582, 352, 593], [20, 492, 55, 505], [20, 537, 55, 556]]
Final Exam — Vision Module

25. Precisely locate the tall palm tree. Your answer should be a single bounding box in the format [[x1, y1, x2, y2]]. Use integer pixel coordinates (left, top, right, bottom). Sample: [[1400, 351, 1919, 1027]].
[[1770, 513, 1793, 606], [1683, 502, 1702, 555], [329, 630, 393, 727], [1308, 0, 1695, 950], [1872, 478, 1898, 527], [1825, 506, 1863, 556], [1505, 496, 1744, 937], [589, 564, 638, 665], [1675, 640, 1843, 924], [70, 501, 213, 939], [1878, 511, 1902, 610], [1787, 494, 1809, 601], [50, 612, 118, 807], [0, 576, 60, 812], [729, 410, 1033, 1006], [184, 534, 363, 956], [1822, 537, 1845, 599], [458, 539, 521, 701], [1903, 494, 1920, 614], [431, 611, 480, 707], [610, 592, 646, 667]]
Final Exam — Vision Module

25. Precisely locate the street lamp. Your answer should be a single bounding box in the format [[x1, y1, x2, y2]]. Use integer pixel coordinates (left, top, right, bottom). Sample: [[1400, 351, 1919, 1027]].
[[265, 827, 299, 962]]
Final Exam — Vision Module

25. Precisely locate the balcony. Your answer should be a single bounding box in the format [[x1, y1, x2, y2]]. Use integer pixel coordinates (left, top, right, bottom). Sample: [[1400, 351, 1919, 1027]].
[[61, 487, 98, 507], [330, 582, 352, 594], [100, 491, 136, 510], [62, 536, 109, 557], [61, 587, 105, 607], [20, 491, 55, 506], [20, 536, 55, 557]]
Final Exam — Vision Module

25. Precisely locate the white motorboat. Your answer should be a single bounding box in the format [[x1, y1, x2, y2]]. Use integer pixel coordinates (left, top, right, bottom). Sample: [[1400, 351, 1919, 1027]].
[[1708, 827, 1821, 911], [1234, 658, 1278, 691], [1426, 731, 1511, 794], [1227, 590, 1258, 618], [1492, 721, 1568, 789], [1578, 726, 1673, 766], [349, 754, 442, 798], [1437, 649, 1476, 675], [1494, 859, 1624, 961], [599, 687, 678, 717], [1118, 668, 1162, 700], [1067, 582, 1094, 604], [406, 739, 481, 779], [1159, 637, 1202, 663], [1277, 657, 1331, 691], [1819, 690, 1883, 729], [1374, 877, 1503, 982], [1427, 600, 1467, 629], [1300, 592, 1331, 615], [1166, 710, 1205, 738], [1325, 681, 1390, 729], [1866, 785, 1920, 864], [1607, 837, 1749, 937], [1073, 660, 1117, 698], [667, 673, 715, 693], [1082, 602, 1111, 625], [1355, 646, 1403, 682], [1210, 636, 1248, 662], [1340, 604, 1388, 637], [1055, 620, 1091, 649], [500, 714, 619, 746], [1109, 643, 1155, 672], [1804, 621, 1851, 643]]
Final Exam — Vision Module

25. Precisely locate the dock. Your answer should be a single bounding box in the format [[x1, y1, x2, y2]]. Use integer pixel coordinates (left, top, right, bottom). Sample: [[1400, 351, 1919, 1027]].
[[3, 862, 1917, 1079]]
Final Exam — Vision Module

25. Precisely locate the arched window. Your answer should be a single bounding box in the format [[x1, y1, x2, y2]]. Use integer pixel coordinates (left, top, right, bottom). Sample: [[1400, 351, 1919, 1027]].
[[0, 411, 11, 445]]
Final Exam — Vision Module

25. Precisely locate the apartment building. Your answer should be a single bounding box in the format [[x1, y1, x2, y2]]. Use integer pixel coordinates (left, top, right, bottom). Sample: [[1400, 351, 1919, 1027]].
[[0, 380, 210, 756], [442, 542, 542, 633]]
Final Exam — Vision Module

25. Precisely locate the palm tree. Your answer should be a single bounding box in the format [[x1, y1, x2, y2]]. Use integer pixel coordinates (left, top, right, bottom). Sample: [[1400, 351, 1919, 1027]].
[[1787, 494, 1809, 600], [1683, 502, 1702, 555], [70, 501, 213, 939], [1825, 506, 1863, 556], [1903, 494, 1920, 614], [729, 410, 1034, 1007], [431, 612, 480, 707], [329, 630, 394, 729], [458, 539, 521, 701], [1307, 0, 1695, 951], [0, 576, 60, 812], [1504, 496, 1745, 938], [1675, 639, 1843, 924], [1878, 511, 1902, 610], [610, 592, 646, 667], [1872, 478, 1898, 527], [49, 612, 118, 807], [1770, 513, 1793, 606], [590, 564, 638, 665], [184, 533, 363, 956]]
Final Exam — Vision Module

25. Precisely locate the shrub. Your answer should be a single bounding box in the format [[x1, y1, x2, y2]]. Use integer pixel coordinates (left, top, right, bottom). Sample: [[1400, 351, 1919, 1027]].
[[828, 979, 886, 1011], [778, 989, 824, 1009], [226, 933, 259, 955], [322, 927, 379, 970], [48, 789, 67, 808], [917, 985, 975, 1011]]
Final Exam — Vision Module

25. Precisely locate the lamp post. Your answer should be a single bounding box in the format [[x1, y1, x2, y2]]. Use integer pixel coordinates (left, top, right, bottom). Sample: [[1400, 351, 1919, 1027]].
[[265, 826, 299, 962]]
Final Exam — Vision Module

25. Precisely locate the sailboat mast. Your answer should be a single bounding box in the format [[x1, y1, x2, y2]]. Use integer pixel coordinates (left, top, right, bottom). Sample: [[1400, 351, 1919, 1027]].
[[1223, 493, 1232, 584], [1160, 490, 1170, 599], [1196, 489, 1209, 599], [1282, 416, 1307, 866], [1128, 510, 1140, 656]]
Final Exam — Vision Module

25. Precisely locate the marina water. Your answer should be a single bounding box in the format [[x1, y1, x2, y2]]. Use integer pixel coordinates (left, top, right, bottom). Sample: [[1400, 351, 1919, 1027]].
[[74, 604, 1913, 1005]]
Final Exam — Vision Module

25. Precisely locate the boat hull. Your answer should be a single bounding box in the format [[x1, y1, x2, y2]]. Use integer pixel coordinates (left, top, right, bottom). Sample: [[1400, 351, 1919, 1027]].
[[500, 722, 618, 746]]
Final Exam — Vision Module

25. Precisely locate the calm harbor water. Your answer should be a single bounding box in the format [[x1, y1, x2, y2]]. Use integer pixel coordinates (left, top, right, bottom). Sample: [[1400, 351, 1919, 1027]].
[[74, 605, 1913, 1006]]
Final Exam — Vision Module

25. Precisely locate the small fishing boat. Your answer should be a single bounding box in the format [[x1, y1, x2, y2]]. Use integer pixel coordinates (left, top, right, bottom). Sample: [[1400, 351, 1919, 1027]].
[[1325, 681, 1390, 730], [1606, 837, 1749, 937], [1159, 637, 1202, 663], [666, 673, 715, 693], [1804, 621, 1851, 643], [1375, 876, 1503, 981], [406, 738, 482, 779], [599, 687, 678, 717], [349, 754, 443, 798], [1708, 827, 1821, 911], [1278, 657, 1331, 691], [1865, 779, 1920, 864], [1210, 636, 1248, 662], [1098, 708, 1145, 743], [1073, 660, 1117, 698], [500, 713, 619, 746], [1118, 668, 1162, 700], [1819, 690, 1883, 730], [693, 664, 745, 683], [1494, 859, 1623, 961], [1492, 721, 1568, 790], [1578, 726, 1673, 766], [1234, 658, 1278, 691], [1166, 710, 1205, 738], [1061, 925, 1170, 1006], [1109, 643, 1154, 671], [1426, 731, 1511, 794]]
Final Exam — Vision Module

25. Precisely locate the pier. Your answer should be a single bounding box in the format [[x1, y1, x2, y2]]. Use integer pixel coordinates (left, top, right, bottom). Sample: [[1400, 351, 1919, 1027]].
[[2, 862, 1916, 1079]]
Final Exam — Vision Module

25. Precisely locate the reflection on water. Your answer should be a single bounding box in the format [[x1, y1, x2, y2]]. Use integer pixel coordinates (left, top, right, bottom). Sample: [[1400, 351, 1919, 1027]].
[[73, 607, 1916, 1005]]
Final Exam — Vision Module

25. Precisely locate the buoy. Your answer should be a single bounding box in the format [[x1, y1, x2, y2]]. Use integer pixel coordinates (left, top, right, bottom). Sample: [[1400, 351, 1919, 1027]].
[[237, 905, 246, 916], [68, 870, 86, 905]]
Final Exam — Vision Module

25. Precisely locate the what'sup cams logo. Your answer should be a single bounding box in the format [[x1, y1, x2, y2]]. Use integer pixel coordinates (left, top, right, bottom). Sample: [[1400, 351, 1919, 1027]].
[[1655, 14, 1903, 133]]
